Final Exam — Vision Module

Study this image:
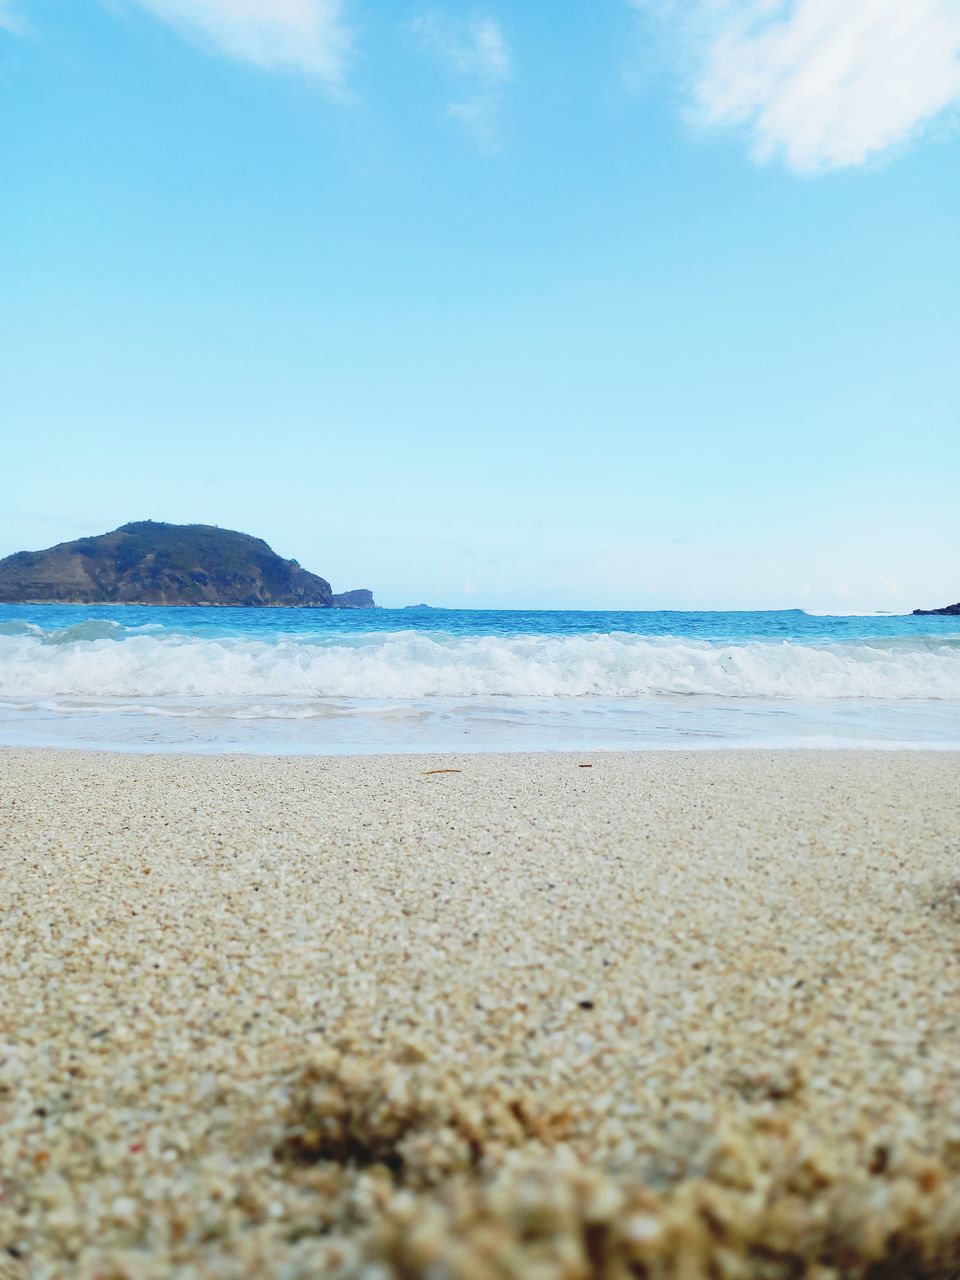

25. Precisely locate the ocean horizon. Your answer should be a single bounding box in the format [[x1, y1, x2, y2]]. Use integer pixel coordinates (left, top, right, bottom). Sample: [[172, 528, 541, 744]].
[[2, 602, 958, 754]]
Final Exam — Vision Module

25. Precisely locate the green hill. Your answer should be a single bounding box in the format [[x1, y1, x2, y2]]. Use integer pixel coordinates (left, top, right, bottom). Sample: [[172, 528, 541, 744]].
[[0, 521, 375, 608]]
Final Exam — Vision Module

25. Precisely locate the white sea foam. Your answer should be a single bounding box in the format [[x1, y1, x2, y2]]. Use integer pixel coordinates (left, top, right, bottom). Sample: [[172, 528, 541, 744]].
[[1, 629, 959, 701]]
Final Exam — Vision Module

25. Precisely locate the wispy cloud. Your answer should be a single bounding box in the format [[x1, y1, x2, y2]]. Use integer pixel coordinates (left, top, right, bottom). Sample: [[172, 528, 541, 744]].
[[413, 11, 511, 80], [412, 10, 513, 147], [127, 0, 353, 88], [0, 0, 25, 34], [634, 0, 960, 173]]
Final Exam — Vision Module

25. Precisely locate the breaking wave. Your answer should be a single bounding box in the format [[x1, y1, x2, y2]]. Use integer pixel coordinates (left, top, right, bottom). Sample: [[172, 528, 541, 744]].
[[1, 628, 959, 701]]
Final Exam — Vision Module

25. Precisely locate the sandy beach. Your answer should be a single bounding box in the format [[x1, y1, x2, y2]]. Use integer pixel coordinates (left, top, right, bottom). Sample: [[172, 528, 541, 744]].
[[2, 747, 959, 1279]]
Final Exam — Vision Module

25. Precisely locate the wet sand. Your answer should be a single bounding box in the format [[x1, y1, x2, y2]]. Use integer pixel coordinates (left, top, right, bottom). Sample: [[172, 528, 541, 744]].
[[2, 748, 959, 1278]]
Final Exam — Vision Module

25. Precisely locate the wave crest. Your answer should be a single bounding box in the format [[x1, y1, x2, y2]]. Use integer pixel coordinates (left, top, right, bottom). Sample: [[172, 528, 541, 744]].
[[0, 630, 959, 700]]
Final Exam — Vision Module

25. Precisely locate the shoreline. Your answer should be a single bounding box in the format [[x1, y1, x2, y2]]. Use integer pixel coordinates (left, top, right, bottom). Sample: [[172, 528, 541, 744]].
[[6, 739, 960, 759], [4, 692, 960, 756], [0, 600, 377, 609], [3, 748, 959, 1277]]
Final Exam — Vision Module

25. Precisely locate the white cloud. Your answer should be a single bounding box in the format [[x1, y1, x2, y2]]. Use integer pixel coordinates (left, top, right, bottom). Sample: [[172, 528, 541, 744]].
[[412, 11, 513, 146], [128, 0, 352, 87], [635, 0, 960, 172]]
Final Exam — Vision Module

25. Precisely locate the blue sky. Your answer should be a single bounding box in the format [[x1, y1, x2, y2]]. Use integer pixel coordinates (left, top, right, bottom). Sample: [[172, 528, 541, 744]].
[[2, 0, 958, 609]]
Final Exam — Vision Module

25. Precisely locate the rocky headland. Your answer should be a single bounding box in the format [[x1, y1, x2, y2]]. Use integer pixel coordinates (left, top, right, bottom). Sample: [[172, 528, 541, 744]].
[[913, 601, 960, 616], [0, 521, 376, 608]]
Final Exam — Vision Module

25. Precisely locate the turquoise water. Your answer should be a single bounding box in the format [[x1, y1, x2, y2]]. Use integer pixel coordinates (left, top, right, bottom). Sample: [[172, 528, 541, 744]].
[[1, 604, 958, 752]]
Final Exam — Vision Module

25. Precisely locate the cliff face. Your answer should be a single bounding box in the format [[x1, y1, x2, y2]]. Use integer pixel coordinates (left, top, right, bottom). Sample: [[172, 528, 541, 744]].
[[0, 522, 375, 608]]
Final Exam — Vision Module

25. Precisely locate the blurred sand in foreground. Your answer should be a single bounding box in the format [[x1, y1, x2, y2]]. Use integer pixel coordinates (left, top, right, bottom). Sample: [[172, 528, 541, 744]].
[[2, 749, 959, 1279]]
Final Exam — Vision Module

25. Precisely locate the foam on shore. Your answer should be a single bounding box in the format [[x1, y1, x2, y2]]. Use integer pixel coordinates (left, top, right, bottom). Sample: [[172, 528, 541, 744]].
[[2, 625, 960, 700], [2, 749, 959, 1278]]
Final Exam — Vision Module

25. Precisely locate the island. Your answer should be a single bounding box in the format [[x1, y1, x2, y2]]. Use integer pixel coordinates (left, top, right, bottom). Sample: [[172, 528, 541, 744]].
[[0, 521, 376, 608], [329, 588, 375, 609], [912, 601, 960, 616]]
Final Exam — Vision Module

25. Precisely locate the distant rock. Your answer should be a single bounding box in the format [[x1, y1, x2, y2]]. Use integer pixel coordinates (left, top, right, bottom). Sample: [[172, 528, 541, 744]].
[[0, 521, 376, 608], [402, 603, 436, 610], [331, 589, 376, 609], [912, 602, 960, 616]]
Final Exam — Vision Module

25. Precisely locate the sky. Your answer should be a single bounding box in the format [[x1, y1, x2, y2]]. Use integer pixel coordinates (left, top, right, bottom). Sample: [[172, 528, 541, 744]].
[[2, 0, 958, 610]]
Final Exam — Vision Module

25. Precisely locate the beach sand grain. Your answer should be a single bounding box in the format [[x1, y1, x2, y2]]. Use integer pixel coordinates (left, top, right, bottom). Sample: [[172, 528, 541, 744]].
[[2, 749, 959, 1278]]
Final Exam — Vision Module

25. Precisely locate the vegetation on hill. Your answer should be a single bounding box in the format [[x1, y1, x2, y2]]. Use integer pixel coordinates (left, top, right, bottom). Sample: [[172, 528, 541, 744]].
[[0, 521, 375, 607]]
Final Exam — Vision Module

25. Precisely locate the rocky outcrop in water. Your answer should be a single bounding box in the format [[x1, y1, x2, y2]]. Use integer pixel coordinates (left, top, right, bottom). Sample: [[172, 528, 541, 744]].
[[912, 602, 960, 616], [0, 521, 376, 608], [331, 589, 376, 609]]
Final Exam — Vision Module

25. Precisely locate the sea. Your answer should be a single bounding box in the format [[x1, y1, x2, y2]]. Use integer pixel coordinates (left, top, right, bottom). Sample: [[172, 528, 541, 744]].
[[1, 604, 959, 754]]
